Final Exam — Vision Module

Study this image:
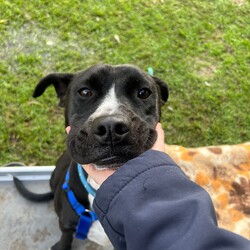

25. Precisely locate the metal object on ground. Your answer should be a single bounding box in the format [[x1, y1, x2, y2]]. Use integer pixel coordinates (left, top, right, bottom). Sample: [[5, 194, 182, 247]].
[[0, 166, 55, 181]]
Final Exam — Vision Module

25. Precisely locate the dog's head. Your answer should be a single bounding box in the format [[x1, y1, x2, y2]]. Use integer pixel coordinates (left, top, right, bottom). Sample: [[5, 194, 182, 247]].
[[34, 64, 168, 169]]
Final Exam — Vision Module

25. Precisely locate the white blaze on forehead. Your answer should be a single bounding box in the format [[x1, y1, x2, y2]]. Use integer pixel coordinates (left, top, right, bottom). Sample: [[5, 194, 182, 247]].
[[90, 85, 121, 119]]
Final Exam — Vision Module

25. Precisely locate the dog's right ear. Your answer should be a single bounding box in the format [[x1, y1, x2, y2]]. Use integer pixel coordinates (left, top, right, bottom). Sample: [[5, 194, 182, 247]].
[[33, 73, 74, 107], [151, 76, 169, 106]]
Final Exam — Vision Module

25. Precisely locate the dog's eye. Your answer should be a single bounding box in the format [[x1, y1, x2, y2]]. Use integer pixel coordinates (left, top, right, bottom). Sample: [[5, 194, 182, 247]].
[[78, 88, 93, 97], [137, 88, 152, 99]]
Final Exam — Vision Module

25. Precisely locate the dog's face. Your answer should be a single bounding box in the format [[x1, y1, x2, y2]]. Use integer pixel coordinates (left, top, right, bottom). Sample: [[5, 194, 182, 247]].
[[33, 64, 168, 169]]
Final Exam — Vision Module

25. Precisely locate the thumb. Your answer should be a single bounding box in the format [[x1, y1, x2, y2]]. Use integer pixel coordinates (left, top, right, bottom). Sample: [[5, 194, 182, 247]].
[[152, 123, 165, 153]]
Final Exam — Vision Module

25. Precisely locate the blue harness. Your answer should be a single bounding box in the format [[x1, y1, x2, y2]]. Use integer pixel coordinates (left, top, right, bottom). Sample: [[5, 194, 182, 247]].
[[62, 164, 97, 240]]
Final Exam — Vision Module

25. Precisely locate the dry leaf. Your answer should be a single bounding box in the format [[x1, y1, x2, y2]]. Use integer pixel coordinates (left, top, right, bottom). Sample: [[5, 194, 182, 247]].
[[114, 34, 120, 44]]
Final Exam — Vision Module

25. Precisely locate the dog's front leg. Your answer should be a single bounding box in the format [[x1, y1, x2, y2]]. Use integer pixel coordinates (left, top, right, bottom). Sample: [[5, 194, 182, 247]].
[[50, 229, 74, 250]]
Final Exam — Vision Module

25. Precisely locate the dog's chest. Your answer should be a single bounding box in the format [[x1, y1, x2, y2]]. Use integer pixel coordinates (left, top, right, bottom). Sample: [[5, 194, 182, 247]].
[[87, 176, 100, 209], [86, 177, 113, 247]]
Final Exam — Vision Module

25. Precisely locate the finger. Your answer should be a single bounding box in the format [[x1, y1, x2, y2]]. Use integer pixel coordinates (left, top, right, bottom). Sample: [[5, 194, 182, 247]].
[[155, 123, 165, 141], [82, 164, 115, 185], [152, 123, 165, 152], [82, 164, 96, 176], [66, 126, 71, 134]]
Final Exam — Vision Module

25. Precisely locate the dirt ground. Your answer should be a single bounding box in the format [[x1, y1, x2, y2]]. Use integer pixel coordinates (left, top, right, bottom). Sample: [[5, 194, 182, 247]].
[[0, 180, 108, 250]]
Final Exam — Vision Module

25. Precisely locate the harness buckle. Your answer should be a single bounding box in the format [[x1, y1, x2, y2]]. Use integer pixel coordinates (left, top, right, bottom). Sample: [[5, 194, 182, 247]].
[[75, 212, 97, 240]]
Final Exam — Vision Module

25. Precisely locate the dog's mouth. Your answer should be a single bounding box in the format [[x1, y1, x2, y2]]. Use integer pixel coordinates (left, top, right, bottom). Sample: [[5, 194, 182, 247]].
[[98, 155, 119, 163], [67, 116, 157, 169], [94, 157, 123, 169], [95, 155, 119, 167], [68, 131, 157, 169], [94, 154, 129, 169]]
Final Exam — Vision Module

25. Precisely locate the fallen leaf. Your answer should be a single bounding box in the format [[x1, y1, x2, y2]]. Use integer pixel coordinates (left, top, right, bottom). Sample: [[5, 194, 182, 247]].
[[114, 34, 120, 44]]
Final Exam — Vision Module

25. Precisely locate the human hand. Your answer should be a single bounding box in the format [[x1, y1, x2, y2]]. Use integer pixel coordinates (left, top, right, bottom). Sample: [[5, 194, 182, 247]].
[[65, 123, 165, 185], [152, 123, 165, 153]]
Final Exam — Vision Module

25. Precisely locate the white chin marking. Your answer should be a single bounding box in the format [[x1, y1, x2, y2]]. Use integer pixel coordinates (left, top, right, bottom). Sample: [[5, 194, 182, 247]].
[[94, 163, 121, 170], [93, 164, 109, 170]]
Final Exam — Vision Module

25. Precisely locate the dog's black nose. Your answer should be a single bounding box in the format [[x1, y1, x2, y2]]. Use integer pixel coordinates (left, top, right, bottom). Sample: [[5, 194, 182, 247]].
[[92, 117, 129, 144]]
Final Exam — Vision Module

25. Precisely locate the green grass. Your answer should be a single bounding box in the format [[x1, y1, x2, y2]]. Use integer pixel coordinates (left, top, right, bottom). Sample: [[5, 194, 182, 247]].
[[1, 0, 249, 165]]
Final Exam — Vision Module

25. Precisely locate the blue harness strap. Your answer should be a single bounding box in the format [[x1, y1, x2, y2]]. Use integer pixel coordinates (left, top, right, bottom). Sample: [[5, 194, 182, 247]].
[[62, 167, 97, 240]]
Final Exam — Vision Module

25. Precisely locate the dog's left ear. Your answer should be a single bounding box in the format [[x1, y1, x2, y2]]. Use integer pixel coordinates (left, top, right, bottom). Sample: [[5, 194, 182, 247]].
[[152, 76, 169, 105]]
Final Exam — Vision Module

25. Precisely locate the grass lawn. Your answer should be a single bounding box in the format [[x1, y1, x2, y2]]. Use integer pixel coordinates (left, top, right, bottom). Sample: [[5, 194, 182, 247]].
[[0, 0, 249, 165]]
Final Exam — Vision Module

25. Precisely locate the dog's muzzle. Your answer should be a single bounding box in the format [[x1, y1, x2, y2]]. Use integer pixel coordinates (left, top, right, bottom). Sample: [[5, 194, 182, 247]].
[[67, 112, 157, 169]]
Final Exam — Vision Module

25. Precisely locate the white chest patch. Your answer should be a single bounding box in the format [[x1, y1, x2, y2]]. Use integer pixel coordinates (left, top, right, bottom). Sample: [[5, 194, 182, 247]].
[[87, 176, 100, 210], [87, 176, 112, 247], [89, 85, 121, 120]]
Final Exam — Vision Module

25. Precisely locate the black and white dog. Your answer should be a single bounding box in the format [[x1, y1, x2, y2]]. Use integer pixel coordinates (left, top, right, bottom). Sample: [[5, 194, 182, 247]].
[[14, 64, 168, 250]]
